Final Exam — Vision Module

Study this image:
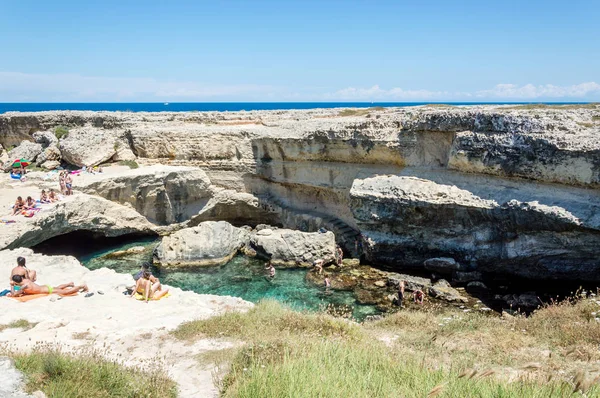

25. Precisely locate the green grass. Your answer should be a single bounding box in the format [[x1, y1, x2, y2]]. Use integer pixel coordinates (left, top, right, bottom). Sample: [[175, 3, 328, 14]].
[[172, 300, 361, 341], [54, 126, 69, 140], [12, 349, 177, 398], [0, 319, 37, 332], [337, 107, 386, 117], [119, 160, 139, 169], [221, 339, 591, 398], [174, 299, 600, 397]]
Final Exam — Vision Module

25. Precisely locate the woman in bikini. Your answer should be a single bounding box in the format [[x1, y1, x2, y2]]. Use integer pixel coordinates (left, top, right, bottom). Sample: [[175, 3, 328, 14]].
[[12, 196, 25, 215], [40, 190, 50, 204], [59, 172, 66, 195], [130, 270, 169, 302]]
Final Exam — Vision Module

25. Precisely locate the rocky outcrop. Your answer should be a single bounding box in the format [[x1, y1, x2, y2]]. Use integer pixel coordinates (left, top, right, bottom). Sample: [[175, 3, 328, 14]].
[[4, 141, 43, 170], [0, 195, 156, 249], [80, 165, 213, 224], [154, 221, 248, 267], [351, 175, 600, 281], [0, 357, 37, 398], [35, 146, 62, 169], [248, 228, 337, 267], [59, 128, 118, 166], [32, 130, 58, 147], [1, 105, 599, 284], [189, 189, 280, 227]]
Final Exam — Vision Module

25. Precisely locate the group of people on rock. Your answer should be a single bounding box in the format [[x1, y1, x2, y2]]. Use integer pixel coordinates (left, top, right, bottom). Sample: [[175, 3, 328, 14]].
[[11, 189, 60, 216], [396, 279, 424, 307], [131, 262, 169, 302], [7, 256, 88, 297], [59, 171, 73, 196], [4, 257, 169, 302]]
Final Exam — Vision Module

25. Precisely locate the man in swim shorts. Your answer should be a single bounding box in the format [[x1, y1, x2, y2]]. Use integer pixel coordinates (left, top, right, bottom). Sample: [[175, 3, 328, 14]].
[[10, 257, 38, 296], [10, 275, 88, 297]]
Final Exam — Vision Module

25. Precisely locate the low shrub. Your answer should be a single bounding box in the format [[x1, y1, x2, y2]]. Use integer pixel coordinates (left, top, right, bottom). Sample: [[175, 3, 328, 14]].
[[54, 126, 69, 140], [172, 300, 361, 341], [119, 160, 139, 169], [12, 349, 177, 398]]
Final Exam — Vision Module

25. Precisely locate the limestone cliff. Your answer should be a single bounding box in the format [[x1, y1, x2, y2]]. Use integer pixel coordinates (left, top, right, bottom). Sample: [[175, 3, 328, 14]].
[[2, 105, 599, 282]]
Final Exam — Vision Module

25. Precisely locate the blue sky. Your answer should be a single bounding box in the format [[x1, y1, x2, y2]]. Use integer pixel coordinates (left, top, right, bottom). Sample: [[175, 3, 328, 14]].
[[1, 0, 599, 102]]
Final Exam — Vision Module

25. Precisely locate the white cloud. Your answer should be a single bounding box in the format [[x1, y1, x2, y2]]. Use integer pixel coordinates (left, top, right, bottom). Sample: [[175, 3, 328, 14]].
[[474, 82, 600, 99], [326, 82, 600, 101], [1, 71, 599, 101], [0, 71, 279, 102], [325, 85, 450, 101]]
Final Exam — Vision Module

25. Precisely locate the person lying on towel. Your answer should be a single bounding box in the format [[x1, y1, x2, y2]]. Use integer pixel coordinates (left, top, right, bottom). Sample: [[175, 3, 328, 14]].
[[9, 256, 38, 296], [10, 275, 88, 297]]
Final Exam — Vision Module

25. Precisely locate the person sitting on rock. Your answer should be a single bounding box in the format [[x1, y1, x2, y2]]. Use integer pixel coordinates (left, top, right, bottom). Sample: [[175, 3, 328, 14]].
[[413, 289, 424, 305], [12, 196, 25, 215], [40, 190, 50, 204], [133, 262, 164, 298], [9, 256, 37, 296], [48, 189, 59, 202], [313, 259, 324, 275], [10, 275, 88, 297], [265, 262, 276, 279], [24, 196, 36, 209], [131, 269, 169, 302]]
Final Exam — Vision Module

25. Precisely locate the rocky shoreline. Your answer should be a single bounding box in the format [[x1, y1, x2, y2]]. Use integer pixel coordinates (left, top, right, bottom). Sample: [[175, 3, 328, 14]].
[[1, 104, 599, 396]]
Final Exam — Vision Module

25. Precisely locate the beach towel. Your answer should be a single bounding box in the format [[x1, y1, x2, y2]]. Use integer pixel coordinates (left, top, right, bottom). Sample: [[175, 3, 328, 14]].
[[0, 219, 16, 224], [0, 289, 10, 297], [133, 292, 171, 301], [21, 208, 41, 218], [10, 292, 78, 302]]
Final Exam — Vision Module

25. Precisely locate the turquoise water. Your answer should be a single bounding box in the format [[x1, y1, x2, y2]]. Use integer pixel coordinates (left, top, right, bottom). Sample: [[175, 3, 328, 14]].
[[81, 238, 380, 320]]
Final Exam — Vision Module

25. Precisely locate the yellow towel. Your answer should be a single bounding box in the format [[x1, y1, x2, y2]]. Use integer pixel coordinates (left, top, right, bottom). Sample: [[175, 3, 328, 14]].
[[133, 292, 171, 301]]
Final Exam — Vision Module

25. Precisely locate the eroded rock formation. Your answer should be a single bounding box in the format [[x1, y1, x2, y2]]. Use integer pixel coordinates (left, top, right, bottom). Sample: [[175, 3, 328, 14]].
[[79, 165, 213, 224], [1, 105, 599, 283], [0, 194, 156, 249], [154, 221, 248, 267]]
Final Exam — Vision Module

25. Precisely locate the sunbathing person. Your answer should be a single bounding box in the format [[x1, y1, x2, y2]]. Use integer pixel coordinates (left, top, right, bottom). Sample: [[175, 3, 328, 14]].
[[131, 270, 169, 302], [48, 189, 58, 202], [12, 196, 25, 215], [10, 275, 87, 297], [133, 262, 164, 298], [9, 256, 37, 296], [40, 190, 50, 204], [24, 196, 36, 209]]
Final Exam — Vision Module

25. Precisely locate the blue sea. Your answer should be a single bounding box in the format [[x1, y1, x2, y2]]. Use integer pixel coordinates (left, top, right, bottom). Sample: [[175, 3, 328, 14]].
[[0, 102, 588, 114]]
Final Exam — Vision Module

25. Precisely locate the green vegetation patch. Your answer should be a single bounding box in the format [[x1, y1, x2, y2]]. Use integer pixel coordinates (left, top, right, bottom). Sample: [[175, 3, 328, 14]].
[[12, 349, 177, 398], [221, 338, 589, 398], [0, 319, 37, 332], [172, 300, 361, 341], [337, 107, 386, 117], [54, 126, 69, 140], [119, 160, 139, 169]]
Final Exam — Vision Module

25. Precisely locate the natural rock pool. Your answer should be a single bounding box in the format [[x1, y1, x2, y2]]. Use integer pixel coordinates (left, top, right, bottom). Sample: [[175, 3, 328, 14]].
[[36, 236, 381, 320]]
